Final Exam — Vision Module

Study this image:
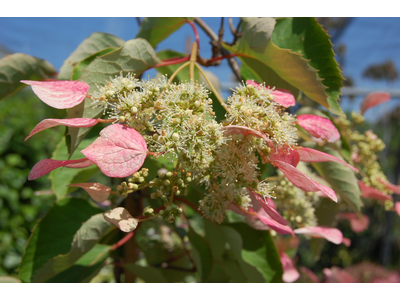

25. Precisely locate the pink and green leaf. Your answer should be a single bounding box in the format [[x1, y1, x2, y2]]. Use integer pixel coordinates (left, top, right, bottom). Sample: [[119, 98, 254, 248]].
[[360, 92, 390, 114], [28, 158, 92, 180], [294, 226, 343, 244], [274, 160, 337, 202], [21, 80, 89, 109], [358, 180, 393, 201], [297, 114, 340, 143], [25, 118, 99, 141], [103, 207, 138, 232], [81, 124, 148, 178], [68, 182, 111, 203]]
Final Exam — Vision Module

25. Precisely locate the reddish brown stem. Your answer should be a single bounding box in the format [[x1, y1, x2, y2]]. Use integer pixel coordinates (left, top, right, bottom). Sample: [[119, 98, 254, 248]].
[[205, 53, 244, 65], [110, 231, 135, 251], [187, 21, 200, 50], [153, 56, 190, 68], [175, 197, 204, 216]]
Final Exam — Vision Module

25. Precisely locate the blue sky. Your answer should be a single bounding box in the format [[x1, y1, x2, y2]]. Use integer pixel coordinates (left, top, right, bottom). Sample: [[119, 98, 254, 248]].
[[1, 17, 399, 118]]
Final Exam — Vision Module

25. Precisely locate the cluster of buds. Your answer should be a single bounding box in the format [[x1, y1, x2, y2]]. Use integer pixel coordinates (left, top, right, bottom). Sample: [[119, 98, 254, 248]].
[[116, 168, 150, 198]]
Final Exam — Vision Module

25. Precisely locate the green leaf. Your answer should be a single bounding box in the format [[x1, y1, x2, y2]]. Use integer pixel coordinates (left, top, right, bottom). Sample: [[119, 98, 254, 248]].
[[225, 17, 344, 116], [272, 18, 344, 116], [45, 244, 110, 283], [203, 219, 226, 262], [0, 53, 56, 101], [19, 198, 103, 283], [32, 213, 112, 282], [136, 17, 191, 48], [220, 226, 265, 282], [66, 38, 161, 156], [50, 137, 99, 200], [124, 264, 168, 283], [225, 223, 283, 283], [58, 32, 125, 80], [187, 226, 213, 282], [71, 47, 118, 81], [312, 147, 363, 213]]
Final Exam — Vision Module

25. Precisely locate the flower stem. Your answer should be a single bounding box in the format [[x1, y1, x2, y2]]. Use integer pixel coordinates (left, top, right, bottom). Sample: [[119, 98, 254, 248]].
[[168, 61, 191, 85], [189, 42, 198, 82], [195, 62, 229, 112]]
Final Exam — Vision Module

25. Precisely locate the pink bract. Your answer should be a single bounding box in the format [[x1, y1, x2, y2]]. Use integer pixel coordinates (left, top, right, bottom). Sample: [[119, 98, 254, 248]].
[[28, 158, 92, 180], [297, 147, 358, 172], [342, 237, 351, 247], [297, 114, 340, 143], [68, 182, 111, 202], [395, 203, 400, 217], [378, 178, 400, 194], [81, 124, 148, 178], [273, 160, 337, 202], [247, 188, 288, 225], [294, 226, 343, 244], [338, 212, 369, 233], [253, 208, 295, 236], [360, 92, 390, 115], [246, 80, 296, 107], [25, 118, 99, 141], [21, 80, 89, 109], [358, 180, 393, 201], [269, 146, 300, 167], [280, 251, 300, 283], [299, 267, 320, 283], [222, 125, 273, 147]]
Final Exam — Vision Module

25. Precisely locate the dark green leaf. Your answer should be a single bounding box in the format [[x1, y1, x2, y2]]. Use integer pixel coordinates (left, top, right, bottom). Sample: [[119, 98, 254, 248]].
[[203, 219, 226, 262], [225, 223, 283, 283], [45, 244, 110, 283], [136, 18, 191, 48], [66, 38, 161, 156], [272, 17, 344, 116], [71, 47, 118, 81], [220, 225, 265, 283], [50, 137, 99, 200], [32, 213, 112, 282], [124, 264, 168, 283], [187, 226, 213, 282], [312, 147, 363, 213], [58, 32, 125, 80], [0, 53, 56, 101], [19, 198, 103, 283]]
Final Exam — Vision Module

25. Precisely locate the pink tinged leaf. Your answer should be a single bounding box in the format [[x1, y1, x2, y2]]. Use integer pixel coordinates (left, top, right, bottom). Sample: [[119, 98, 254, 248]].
[[64, 158, 95, 168], [274, 160, 338, 202], [270, 89, 296, 108], [360, 92, 390, 115], [395, 202, 400, 217], [28, 158, 90, 180], [222, 125, 273, 147], [338, 212, 369, 233], [294, 226, 343, 244], [269, 147, 300, 167], [299, 267, 320, 283], [245, 80, 296, 107], [247, 188, 288, 225], [323, 267, 357, 283], [297, 114, 340, 143], [103, 207, 138, 232], [25, 118, 99, 141], [256, 209, 295, 236], [297, 147, 358, 172], [342, 237, 351, 247], [378, 178, 400, 194], [358, 180, 393, 201], [20, 80, 89, 109], [81, 124, 148, 178], [68, 182, 111, 203], [280, 251, 300, 283]]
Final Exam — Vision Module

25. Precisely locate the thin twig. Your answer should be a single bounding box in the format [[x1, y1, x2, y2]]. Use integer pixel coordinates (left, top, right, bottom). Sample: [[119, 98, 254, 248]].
[[228, 18, 236, 35], [194, 17, 242, 81], [136, 17, 142, 26]]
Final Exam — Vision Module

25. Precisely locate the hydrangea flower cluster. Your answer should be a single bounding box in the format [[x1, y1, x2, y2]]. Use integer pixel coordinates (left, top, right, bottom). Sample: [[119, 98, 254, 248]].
[[22, 75, 358, 238]]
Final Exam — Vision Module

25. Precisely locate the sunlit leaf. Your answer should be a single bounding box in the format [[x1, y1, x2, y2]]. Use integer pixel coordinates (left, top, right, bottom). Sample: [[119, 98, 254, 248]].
[[81, 124, 148, 178], [68, 182, 111, 203], [103, 207, 138, 232], [297, 114, 341, 143], [59, 32, 125, 80]]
